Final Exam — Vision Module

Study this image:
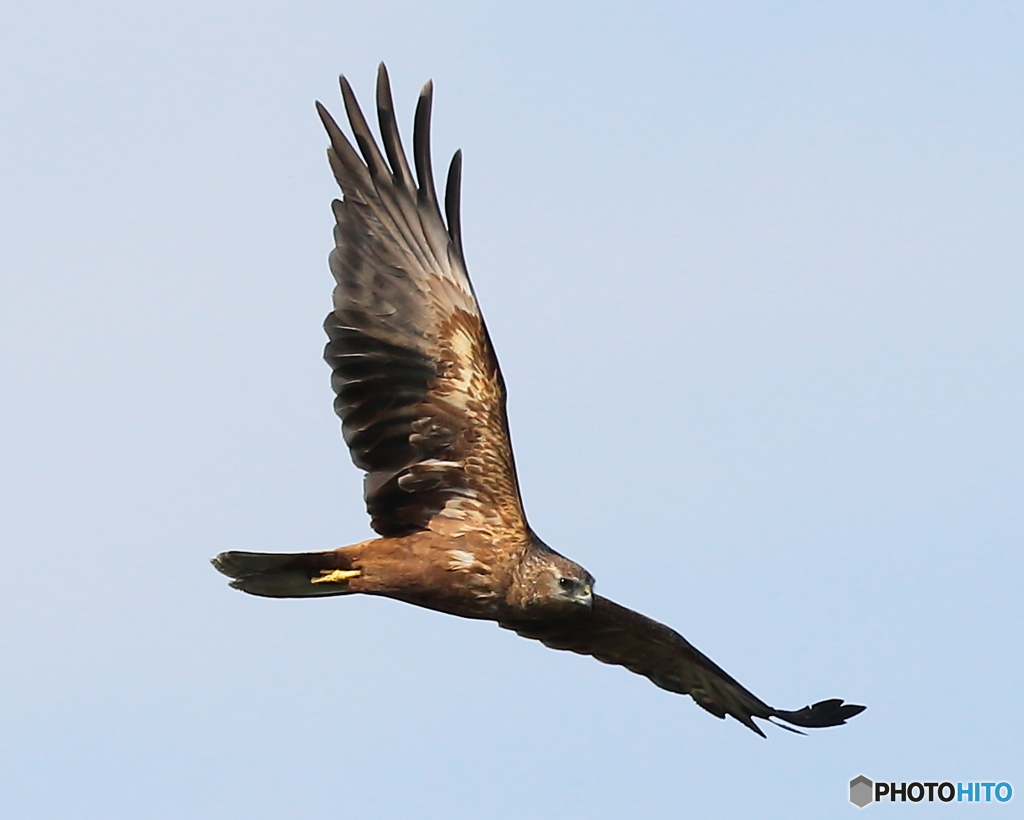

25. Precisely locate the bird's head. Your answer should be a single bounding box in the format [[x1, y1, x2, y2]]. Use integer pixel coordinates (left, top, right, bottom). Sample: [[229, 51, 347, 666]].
[[514, 548, 595, 614]]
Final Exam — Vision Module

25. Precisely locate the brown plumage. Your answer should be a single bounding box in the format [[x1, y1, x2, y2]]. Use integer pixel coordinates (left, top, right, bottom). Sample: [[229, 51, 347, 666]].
[[212, 64, 865, 737]]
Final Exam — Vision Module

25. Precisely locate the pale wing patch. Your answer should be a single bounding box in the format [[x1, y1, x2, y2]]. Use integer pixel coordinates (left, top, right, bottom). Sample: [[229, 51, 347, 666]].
[[446, 549, 477, 570], [396, 460, 464, 493], [441, 324, 478, 408], [445, 549, 493, 574]]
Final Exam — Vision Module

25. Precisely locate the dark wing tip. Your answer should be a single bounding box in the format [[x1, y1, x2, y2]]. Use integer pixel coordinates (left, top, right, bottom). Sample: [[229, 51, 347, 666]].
[[413, 78, 439, 210], [771, 698, 867, 730], [314, 99, 333, 127], [375, 62, 416, 190], [445, 149, 464, 259]]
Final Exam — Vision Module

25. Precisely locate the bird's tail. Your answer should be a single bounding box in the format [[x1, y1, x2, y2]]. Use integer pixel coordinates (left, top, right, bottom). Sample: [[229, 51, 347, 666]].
[[212, 550, 359, 598]]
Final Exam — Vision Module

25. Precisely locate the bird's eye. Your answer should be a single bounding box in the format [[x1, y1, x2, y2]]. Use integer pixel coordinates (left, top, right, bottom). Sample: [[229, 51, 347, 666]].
[[558, 577, 576, 592]]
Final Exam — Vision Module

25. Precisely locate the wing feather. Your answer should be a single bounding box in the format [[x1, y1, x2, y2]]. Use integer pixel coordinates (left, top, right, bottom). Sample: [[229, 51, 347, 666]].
[[374, 67, 417, 192], [320, 64, 527, 539], [501, 595, 866, 736], [444, 151, 465, 259]]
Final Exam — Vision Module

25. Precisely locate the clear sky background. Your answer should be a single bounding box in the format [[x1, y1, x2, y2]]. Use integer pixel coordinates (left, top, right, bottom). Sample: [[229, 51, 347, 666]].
[[2, 2, 1021, 817]]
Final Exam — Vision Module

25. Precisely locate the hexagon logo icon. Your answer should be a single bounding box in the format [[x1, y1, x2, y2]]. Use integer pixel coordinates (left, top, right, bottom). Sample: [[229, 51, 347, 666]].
[[850, 775, 874, 808]]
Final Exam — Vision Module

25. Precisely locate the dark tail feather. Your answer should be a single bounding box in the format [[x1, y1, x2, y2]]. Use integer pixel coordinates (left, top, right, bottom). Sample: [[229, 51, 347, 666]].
[[212, 550, 357, 598]]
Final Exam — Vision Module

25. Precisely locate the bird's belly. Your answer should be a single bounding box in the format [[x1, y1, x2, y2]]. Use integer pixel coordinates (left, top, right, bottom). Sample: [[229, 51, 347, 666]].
[[346, 533, 515, 621], [390, 586, 506, 620]]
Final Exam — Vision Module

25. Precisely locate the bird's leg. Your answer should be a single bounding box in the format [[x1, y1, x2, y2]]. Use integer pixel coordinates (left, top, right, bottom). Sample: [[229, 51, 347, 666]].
[[311, 569, 362, 584]]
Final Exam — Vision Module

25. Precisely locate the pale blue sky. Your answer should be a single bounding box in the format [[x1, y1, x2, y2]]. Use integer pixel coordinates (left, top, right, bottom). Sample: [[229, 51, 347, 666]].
[[1, 2, 1021, 817]]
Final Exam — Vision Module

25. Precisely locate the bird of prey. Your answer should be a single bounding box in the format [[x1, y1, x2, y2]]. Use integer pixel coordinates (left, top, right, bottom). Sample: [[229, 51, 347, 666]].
[[213, 64, 865, 737]]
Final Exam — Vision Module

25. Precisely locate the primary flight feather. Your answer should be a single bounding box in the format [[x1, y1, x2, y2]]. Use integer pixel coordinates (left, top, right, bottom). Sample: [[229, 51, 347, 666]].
[[213, 64, 865, 737]]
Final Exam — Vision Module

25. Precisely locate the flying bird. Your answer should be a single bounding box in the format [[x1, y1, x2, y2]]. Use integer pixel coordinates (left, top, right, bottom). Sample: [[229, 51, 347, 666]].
[[213, 65, 865, 737]]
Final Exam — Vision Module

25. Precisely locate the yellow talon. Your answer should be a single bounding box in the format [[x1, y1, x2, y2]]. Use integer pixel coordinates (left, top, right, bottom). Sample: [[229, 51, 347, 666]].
[[311, 569, 361, 584]]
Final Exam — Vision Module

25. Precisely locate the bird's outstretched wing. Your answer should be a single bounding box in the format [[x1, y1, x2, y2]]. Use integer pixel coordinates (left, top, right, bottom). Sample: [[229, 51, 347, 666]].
[[501, 595, 865, 736], [319, 65, 526, 539]]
